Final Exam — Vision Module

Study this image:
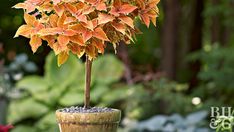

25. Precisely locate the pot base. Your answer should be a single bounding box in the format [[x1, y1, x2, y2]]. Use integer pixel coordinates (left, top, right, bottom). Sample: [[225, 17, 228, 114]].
[[58, 123, 119, 132], [56, 107, 121, 132]]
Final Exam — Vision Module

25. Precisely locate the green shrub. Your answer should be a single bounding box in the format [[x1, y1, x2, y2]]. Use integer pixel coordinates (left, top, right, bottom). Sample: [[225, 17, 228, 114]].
[[124, 79, 196, 120], [189, 44, 234, 105]]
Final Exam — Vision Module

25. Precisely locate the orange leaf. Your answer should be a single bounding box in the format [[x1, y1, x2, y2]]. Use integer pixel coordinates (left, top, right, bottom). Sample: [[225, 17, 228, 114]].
[[33, 21, 44, 29], [98, 13, 115, 25], [64, 17, 76, 24], [42, 35, 56, 45], [83, 30, 93, 42], [54, 4, 64, 16], [151, 17, 157, 27], [26, 0, 44, 5], [76, 14, 87, 23], [96, 3, 106, 11], [57, 51, 69, 66], [140, 15, 150, 28], [38, 28, 63, 36], [57, 13, 67, 28], [63, 29, 77, 36], [148, 0, 160, 8], [29, 35, 42, 53], [81, 21, 94, 30], [93, 39, 105, 54], [92, 19, 98, 29], [58, 35, 70, 47], [113, 0, 122, 8], [135, 0, 145, 9], [13, 3, 27, 10], [80, 0, 86, 3], [119, 4, 137, 14], [155, 6, 160, 15], [52, 0, 61, 5], [118, 16, 134, 28], [85, 44, 96, 59], [109, 8, 120, 16], [69, 35, 84, 46], [69, 24, 86, 34], [53, 42, 67, 55], [13, 2, 35, 13], [75, 2, 85, 9], [86, 0, 96, 5], [110, 1, 137, 16], [14, 25, 32, 38], [93, 27, 109, 41], [82, 4, 94, 15], [109, 0, 121, 16], [49, 14, 58, 27], [40, 1, 53, 12], [68, 43, 85, 57], [24, 13, 36, 26], [111, 22, 126, 34], [65, 3, 77, 15]]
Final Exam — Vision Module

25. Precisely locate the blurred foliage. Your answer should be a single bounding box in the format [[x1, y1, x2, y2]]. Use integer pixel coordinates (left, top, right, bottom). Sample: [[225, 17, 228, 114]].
[[8, 52, 125, 132], [0, 53, 37, 99], [188, 44, 234, 105], [119, 111, 211, 132], [0, 53, 37, 124], [0, 0, 50, 75], [204, 0, 234, 29], [124, 79, 198, 120], [203, 0, 234, 46], [128, 23, 161, 66]]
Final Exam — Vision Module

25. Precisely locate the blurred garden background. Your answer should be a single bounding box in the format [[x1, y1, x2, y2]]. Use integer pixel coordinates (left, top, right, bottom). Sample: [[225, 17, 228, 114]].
[[1, 0, 234, 132]]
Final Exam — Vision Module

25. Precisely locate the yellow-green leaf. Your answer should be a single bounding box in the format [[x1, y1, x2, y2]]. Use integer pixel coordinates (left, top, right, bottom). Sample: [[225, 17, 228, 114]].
[[57, 51, 69, 66]]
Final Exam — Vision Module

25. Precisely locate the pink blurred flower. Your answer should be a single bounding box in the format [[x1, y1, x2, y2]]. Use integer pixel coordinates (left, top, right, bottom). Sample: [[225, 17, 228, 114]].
[[0, 125, 14, 132]]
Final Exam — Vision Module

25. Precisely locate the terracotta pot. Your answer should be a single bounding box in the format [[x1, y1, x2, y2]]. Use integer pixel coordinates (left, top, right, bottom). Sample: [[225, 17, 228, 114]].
[[55, 109, 121, 132]]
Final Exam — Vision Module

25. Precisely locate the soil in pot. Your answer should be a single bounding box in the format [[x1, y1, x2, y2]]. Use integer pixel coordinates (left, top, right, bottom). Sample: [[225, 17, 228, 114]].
[[56, 106, 121, 132]]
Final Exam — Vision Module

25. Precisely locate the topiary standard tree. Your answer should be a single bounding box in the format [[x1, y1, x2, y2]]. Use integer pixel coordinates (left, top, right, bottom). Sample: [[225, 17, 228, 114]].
[[14, 0, 160, 131]]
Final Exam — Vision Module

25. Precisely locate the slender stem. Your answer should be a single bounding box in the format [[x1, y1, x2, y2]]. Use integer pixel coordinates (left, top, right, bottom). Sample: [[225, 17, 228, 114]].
[[84, 55, 92, 109]]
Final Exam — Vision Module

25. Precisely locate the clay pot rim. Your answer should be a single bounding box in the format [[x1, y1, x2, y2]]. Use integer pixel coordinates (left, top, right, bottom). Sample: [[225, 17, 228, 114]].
[[56, 108, 120, 114], [56, 108, 121, 124]]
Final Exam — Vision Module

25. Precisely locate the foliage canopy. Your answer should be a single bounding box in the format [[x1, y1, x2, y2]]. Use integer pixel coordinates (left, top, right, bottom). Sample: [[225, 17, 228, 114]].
[[14, 0, 160, 66]]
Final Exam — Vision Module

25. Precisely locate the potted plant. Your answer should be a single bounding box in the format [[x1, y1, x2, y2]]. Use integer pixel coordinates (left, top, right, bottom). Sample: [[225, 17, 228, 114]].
[[13, 0, 160, 131]]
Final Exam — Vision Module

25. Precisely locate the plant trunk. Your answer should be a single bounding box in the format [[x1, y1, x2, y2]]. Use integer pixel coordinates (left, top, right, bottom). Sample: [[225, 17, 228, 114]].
[[188, 0, 204, 91], [211, 0, 221, 44], [84, 55, 92, 108], [161, 0, 180, 80]]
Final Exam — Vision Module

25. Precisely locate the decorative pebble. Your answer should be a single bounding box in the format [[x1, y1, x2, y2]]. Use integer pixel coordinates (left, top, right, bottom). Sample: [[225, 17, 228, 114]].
[[58, 106, 114, 113]]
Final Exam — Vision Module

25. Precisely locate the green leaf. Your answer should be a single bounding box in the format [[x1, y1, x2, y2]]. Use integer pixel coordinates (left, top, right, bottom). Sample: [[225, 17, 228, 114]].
[[93, 54, 124, 85], [69, 77, 86, 92], [45, 52, 84, 88], [90, 85, 109, 103], [101, 86, 128, 105], [7, 98, 49, 123], [43, 125, 60, 132], [36, 112, 58, 130], [59, 88, 84, 106], [33, 86, 66, 106], [11, 125, 37, 132], [16, 76, 50, 94]]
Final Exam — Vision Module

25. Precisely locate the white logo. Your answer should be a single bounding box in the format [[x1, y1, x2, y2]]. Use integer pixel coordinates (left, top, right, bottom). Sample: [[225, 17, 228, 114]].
[[210, 107, 234, 129]]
